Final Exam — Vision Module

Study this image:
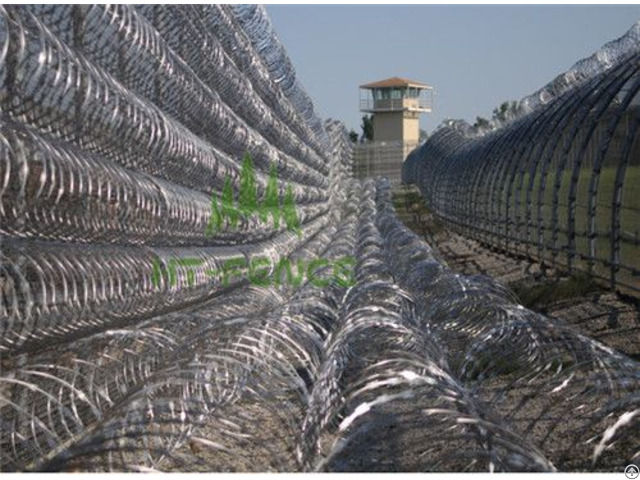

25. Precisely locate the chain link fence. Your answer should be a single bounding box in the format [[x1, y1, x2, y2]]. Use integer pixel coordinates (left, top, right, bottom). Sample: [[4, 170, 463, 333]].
[[353, 140, 418, 186]]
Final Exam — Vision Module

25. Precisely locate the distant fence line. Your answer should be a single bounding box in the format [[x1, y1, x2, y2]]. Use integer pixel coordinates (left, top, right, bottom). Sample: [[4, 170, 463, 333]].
[[354, 140, 418, 186], [404, 52, 640, 294]]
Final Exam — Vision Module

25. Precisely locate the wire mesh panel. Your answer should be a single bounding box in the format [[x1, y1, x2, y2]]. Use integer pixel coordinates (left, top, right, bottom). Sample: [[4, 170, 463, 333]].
[[354, 141, 418, 187]]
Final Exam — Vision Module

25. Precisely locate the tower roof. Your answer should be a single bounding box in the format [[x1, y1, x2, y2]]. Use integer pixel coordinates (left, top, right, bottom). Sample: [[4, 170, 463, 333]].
[[360, 76, 431, 89]]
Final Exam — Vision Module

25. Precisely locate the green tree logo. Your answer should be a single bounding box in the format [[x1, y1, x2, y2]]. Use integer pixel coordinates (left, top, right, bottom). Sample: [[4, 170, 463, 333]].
[[206, 154, 301, 236]]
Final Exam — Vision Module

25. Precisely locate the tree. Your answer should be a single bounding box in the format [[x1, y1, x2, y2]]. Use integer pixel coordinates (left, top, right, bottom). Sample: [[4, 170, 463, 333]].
[[492, 101, 521, 125], [473, 116, 491, 131], [348, 129, 359, 143], [260, 163, 281, 229], [283, 184, 301, 235], [238, 153, 258, 215], [360, 114, 373, 142]]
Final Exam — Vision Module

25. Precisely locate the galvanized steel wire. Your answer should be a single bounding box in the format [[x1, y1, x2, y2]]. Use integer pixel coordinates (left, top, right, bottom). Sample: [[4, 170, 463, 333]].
[[1, 5, 639, 472]]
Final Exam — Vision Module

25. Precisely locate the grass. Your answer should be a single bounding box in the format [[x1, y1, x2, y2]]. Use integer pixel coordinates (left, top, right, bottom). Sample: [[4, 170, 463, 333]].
[[510, 271, 603, 310], [392, 187, 447, 236], [394, 185, 608, 308]]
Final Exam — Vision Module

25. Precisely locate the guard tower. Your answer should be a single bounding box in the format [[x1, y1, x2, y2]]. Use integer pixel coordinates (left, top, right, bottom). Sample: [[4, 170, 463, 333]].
[[360, 76, 432, 144], [355, 77, 433, 185]]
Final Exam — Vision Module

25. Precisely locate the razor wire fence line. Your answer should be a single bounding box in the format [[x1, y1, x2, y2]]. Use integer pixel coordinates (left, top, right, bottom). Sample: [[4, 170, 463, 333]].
[[403, 47, 640, 295], [0, 4, 354, 354], [1, 5, 640, 473], [0, 4, 352, 469], [3, 175, 639, 471]]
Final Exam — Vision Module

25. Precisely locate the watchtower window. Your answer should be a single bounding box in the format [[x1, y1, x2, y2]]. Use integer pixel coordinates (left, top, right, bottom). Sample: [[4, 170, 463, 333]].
[[359, 77, 432, 114]]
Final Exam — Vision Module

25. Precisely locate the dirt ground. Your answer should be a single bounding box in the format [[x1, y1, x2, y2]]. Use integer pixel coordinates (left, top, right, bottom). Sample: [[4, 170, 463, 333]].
[[392, 186, 640, 361]]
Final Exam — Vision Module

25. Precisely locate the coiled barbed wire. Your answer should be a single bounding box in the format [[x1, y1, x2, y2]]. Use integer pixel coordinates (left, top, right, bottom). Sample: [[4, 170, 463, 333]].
[[374, 178, 640, 470], [1, 4, 353, 469], [2, 187, 361, 472], [2, 5, 639, 473], [302, 181, 557, 472]]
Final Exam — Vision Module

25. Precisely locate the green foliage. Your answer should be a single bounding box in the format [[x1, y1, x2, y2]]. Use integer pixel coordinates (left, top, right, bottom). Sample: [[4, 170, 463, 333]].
[[260, 162, 281, 229], [492, 100, 521, 124], [239, 152, 258, 215], [283, 184, 301, 236], [473, 116, 491, 130], [360, 114, 373, 142], [206, 154, 300, 235]]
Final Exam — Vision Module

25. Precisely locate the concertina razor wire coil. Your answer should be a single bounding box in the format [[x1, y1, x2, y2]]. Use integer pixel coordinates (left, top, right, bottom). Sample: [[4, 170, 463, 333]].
[[1, 5, 639, 472]]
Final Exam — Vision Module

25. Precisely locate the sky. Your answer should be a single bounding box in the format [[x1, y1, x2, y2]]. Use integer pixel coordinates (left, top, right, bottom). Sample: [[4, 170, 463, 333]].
[[267, 5, 640, 134]]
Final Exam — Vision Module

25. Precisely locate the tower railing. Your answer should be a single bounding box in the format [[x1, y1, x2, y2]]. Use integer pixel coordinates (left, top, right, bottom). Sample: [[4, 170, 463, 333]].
[[359, 96, 431, 113]]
